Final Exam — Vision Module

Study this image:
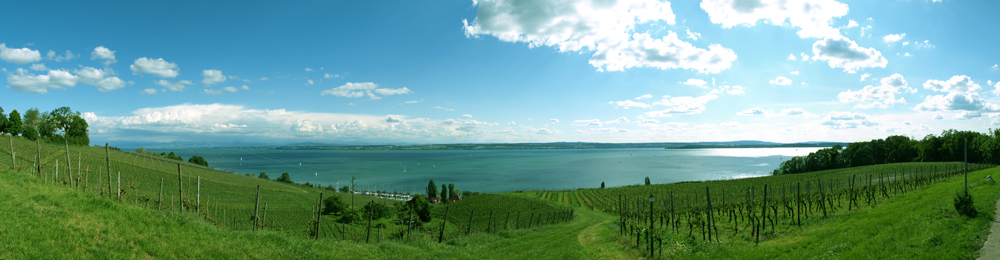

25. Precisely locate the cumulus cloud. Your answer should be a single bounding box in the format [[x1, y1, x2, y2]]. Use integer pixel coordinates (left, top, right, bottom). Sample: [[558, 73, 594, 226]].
[[435, 106, 455, 111], [30, 63, 48, 71], [700, 0, 849, 39], [811, 36, 887, 73], [91, 46, 116, 65], [462, 114, 473, 118], [202, 69, 226, 86], [737, 107, 771, 117], [204, 89, 223, 95], [820, 111, 879, 129], [682, 78, 708, 88], [860, 73, 870, 81], [788, 53, 797, 60], [320, 82, 413, 100], [464, 0, 736, 73], [883, 33, 905, 44], [645, 93, 719, 117], [0, 43, 42, 64], [155, 79, 193, 92], [780, 108, 819, 118], [549, 119, 559, 123], [606, 116, 630, 124], [573, 119, 604, 127], [324, 73, 341, 79], [837, 73, 916, 109], [636, 94, 652, 99], [46, 50, 79, 62], [140, 88, 158, 95], [770, 76, 792, 85], [5, 68, 78, 93], [686, 29, 701, 40], [130, 57, 179, 78], [714, 85, 745, 95], [386, 116, 402, 123], [609, 100, 651, 109], [915, 75, 1000, 113]]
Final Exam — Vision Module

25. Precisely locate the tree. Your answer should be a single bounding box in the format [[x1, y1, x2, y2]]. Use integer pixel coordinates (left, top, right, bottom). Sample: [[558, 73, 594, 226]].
[[407, 194, 431, 222], [188, 156, 209, 167], [601, 182, 605, 188], [644, 176, 651, 185], [258, 172, 269, 180], [0, 106, 7, 134], [362, 201, 391, 219], [426, 179, 437, 199], [323, 195, 347, 215], [276, 172, 293, 183], [448, 183, 455, 198], [441, 184, 449, 202], [7, 109, 22, 137], [337, 208, 361, 224], [339, 186, 350, 193], [21, 124, 38, 141]]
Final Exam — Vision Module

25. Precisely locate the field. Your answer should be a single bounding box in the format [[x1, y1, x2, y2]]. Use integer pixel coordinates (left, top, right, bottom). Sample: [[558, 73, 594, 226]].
[[2, 134, 999, 259]]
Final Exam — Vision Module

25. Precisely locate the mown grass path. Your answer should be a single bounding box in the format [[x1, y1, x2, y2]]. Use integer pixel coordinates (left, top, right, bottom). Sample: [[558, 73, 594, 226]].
[[979, 195, 1000, 260]]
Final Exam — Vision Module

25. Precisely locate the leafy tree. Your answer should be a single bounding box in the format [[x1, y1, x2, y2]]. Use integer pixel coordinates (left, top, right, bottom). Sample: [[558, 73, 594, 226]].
[[0, 106, 7, 134], [322, 195, 347, 215], [644, 176, 650, 185], [337, 208, 361, 224], [448, 183, 455, 198], [441, 184, 449, 202], [407, 194, 431, 222], [426, 179, 437, 199], [339, 185, 350, 193], [188, 156, 209, 167], [601, 182, 605, 188], [7, 109, 22, 137], [276, 172, 293, 183], [258, 172, 269, 180], [21, 124, 38, 141], [362, 201, 391, 220], [166, 152, 183, 161]]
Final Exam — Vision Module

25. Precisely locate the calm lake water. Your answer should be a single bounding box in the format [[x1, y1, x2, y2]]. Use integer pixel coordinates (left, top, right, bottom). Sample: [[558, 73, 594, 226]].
[[171, 148, 823, 193]]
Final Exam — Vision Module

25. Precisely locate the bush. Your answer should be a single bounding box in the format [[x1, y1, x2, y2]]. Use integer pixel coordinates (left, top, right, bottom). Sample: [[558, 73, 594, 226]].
[[188, 156, 209, 167], [362, 201, 391, 220], [337, 208, 361, 224], [322, 196, 346, 215], [276, 172, 293, 184], [407, 194, 431, 222], [954, 192, 977, 218]]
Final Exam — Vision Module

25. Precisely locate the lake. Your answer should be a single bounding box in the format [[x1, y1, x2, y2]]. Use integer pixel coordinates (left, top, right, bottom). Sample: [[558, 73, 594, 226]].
[[170, 147, 824, 194]]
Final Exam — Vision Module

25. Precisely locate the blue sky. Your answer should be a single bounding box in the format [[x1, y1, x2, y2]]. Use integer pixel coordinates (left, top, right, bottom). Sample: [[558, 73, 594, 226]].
[[2, 0, 999, 145]]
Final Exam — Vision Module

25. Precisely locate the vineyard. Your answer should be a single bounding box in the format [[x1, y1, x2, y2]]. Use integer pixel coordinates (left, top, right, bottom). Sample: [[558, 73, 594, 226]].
[[528, 161, 994, 257]]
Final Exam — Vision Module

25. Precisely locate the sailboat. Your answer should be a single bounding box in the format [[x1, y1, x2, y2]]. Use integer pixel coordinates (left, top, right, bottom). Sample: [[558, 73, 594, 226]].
[[433, 165, 436, 169], [299, 162, 302, 166], [404, 166, 407, 173]]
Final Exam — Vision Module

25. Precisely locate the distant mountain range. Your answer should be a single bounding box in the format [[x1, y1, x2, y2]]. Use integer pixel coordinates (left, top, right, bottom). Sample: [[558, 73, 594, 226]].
[[106, 140, 845, 150]]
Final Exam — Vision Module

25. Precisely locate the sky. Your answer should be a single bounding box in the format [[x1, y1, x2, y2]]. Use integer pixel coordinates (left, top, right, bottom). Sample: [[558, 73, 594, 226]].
[[2, 0, 1000, 145]]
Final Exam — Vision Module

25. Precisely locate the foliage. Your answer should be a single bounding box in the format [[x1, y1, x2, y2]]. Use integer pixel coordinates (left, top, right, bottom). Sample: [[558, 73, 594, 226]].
[[461, 190, 480, 198], [187, 156, 209, 167], [448, 183, 455, 198], [362, 201, 391, 220], [6, 110, 22, 137], [407, 194, 431, 222], [165, 152, 184, 161], [954, 191, 977, 218], [774, 129, 1000, 175], [276, 172, 293, 184], [644, 176, 650, 185], [322, 195, 346, 215], [441, 184, 449, 202], [258, 172, 269, 180], [601, 181, 605, 188], [430, 193, 574, 231], [426, 179, 437, 199], [340, 186, 350, 193], [337, 207, 361, 224]]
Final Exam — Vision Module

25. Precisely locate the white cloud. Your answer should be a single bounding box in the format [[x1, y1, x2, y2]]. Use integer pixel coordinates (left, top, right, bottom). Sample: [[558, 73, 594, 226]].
[[307, 79, 314, 85], [46, 50, 79, 62], [606, 116, 630, 124], [324, 73, 341, 79], [914, 40, 935, 49], [954, 111, 983, 120], [636, 94, 652, 100], [5, 68, 78, 94], [820, 111, 880, 129], [860, 73, 870, 81], [573, 119, 603, 126], [788, 53, 797, 60], [844, 20, 858, 28], [320, 82, 413, 100], [700, 0, 849, 39], [204, 89, 223, 95], [645, 93, 719, 117], [686, 29, 701, 40], [609, 100, 651, 109], [222, 86, 238, 93], [737, 107, 771, 117], [91, 46, 116, 65], [29, 63, 48, 71], [130, 57, 179, 78], [305, 68, 314, 72], [549, 119, 560, 123], [915, 75, 1000, 113], [811, 36, 887, 73], [386, 116, 402, 123], [923, 75, 980, 93], [780, 108, 819, 118], [790, 71, 799, 75], [140, 88, 158, 95], [837, 73, 916, 109], [94, 77, 127, 92], [507, 121, 516, 125], [993, 81, 1000, 96], [154, 79, 193, 92], [404, 100, 422, 104], [715, 85, 745, 95], [933, 114, 943, 120], [464, 1, 736, 73], [201, 69, 226, 86], [434, 106, 455, 111], [800, 52, 809, 60], [260, 77, 269, 81], [682, 78, 708, 88], [770, 76, 792, 85], [0, 43, 42, 64], [991, 64, 998, 70], [462, 114, 473, 118], [882, 33, 905, 44]]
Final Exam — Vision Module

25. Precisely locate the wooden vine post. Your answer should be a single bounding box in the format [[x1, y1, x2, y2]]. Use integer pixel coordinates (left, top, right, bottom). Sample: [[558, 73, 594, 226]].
[[65, 140, 71, 186], [106, 144, 112, 199], [177, 163, 183, 212], [253, 185, 261, 232], [439, 206, 449, 243], [158, 178, 163, 210], [314, 192, 322, 239], [9, 135, 14, 170], [197, 176, 201, 215]]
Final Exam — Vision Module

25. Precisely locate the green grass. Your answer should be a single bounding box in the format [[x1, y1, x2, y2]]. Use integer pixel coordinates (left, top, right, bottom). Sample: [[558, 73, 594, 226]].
[[0, 169, 628, 259], [431, 193, 573, 233]]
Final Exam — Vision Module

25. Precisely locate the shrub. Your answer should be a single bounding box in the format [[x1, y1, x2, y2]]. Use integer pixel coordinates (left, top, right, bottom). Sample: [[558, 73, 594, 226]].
[[954, 192, 977, 218]]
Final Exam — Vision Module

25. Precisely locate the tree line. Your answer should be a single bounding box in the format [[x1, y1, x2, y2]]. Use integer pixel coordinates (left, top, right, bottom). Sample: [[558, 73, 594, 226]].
[[773, 129, 1000, 175], [0, 106, 89, 146]]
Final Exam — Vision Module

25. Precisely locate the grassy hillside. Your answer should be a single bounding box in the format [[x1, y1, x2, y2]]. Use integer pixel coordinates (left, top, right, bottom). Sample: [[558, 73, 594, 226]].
[[431, 193, 573, 234]]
